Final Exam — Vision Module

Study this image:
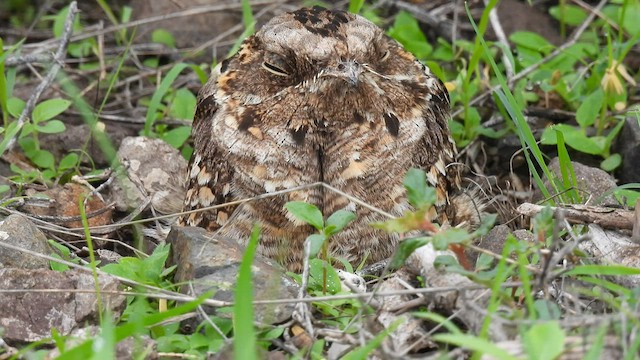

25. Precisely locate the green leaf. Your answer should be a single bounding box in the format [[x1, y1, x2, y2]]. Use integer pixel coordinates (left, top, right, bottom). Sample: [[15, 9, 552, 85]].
[[284, 201, 324, 230], [233, 225, 260, 360], [576, 89, 604, 128], [509, 31, 553, 53], [141, 243, 171, 284], [549, 5, 588, 25], [388, 237, 429, 269], [620, 1, 640, 34], [387, 11, 432, 59], [308, 258, 341, 294], [541, 124, 604, 155], [35, 119, 66, 134], [58, 153, 79, 171], [523, 322, 565, 360], [152, 29, 176, 48], [48, 239, 73, 272], [614, 189, 640, 207], [370, 208, 428, 233], [7, 97, 25, 117], [169, 88, 197, 120], [161, 126, 192, 148], [432, 228, 472, 250], [324, 210, 356, 236], [32, 99, 71, 123], [601, 153, 621, 171], [403, 168, 436, 208], [306, 234, 327, 258], [30, 150, 55, 169]]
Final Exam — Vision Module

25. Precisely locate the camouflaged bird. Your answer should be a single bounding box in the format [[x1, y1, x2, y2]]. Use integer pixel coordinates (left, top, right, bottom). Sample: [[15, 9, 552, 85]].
[[178, 7, 480, 271]]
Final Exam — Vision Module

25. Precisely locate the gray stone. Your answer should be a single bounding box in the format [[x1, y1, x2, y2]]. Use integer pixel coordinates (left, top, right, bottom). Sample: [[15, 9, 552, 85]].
[[0, 268, 125, 343], [168, 226, 298, 325], [110, 136, 187, 215], [471, 225, 535, 265], [0, 214, 53, 269]]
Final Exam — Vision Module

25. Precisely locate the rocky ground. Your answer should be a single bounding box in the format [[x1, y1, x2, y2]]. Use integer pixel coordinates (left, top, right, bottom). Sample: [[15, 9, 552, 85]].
[[0, 0, 639, 358]]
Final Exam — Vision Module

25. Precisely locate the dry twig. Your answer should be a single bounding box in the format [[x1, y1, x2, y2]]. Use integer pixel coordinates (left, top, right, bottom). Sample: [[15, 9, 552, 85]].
[[517, 202, 636, 230]]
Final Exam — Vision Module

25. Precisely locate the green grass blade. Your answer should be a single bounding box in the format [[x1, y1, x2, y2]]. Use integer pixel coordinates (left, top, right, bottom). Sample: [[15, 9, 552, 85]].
[[78, 194, 103, 321], [565, 264, 640, 276], [555, 129, 580, 203], [143, 62, 190, 136], [227, 0, 256, 57], [466, 4, 559, 203], [233, 224, 260, 360], [0, 37, 7, 126], [348, 0, 365, 14]]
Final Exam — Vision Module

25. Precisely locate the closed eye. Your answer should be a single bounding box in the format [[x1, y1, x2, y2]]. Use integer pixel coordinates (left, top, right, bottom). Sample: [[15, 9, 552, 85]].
[[380, 50, 390, 62], [262, 62, 290, 77]]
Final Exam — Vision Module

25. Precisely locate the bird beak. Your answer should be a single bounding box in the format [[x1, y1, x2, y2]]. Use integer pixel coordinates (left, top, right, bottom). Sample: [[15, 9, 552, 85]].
[[332, 61, 363, 86]]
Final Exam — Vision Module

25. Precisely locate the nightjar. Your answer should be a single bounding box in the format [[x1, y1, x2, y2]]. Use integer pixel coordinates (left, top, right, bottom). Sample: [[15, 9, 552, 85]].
[[178, 7, 480, 271]]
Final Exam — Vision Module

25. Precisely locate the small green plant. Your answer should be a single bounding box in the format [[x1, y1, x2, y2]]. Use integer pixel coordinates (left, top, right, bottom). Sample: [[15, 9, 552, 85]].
[[5, 97, 80, 184], [101, 243, 176, 289], [48, 239, 82, 272], [142, 62, 207, 158], [284, 201, 356, 269]]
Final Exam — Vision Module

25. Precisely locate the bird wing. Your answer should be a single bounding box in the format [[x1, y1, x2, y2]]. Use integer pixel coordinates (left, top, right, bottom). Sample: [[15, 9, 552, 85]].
[[178, 74, 238, 231], [412, 70, 461, 215]]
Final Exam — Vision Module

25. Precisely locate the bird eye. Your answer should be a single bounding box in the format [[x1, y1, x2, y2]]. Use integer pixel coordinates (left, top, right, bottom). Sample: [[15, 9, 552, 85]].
[[262, 62, 290, 77], [380, 50, 390, 62]]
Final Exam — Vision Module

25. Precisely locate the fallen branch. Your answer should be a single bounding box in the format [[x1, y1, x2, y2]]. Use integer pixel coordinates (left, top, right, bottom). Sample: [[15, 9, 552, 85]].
[[517, 202, 636, 230]]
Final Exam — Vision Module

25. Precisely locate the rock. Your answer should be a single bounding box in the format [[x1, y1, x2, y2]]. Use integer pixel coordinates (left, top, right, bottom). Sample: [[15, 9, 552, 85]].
[[470, 224, 535, 265], [168, 226, 298, 325], [0, 268, 125, 343], [110, 137, 187, 216], [614, 117, 640, 184], [534, 158, 618, 205], [19, 183, 113, 231], [0, 214, 54, 269]]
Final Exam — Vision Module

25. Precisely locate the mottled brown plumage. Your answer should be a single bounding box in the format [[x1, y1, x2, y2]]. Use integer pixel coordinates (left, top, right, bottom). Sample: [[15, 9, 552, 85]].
[[178, 7, 474, 271]]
